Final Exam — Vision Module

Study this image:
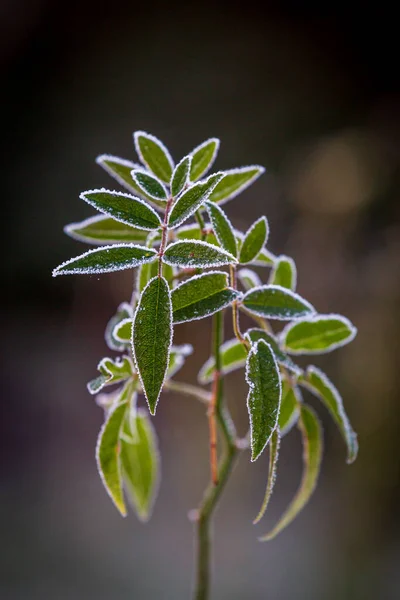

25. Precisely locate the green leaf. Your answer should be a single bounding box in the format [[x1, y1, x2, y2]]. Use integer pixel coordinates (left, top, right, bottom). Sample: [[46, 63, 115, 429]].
[[96, 382, 133, 516], [205, 201, 237, 257], [237, 268, 262, 291], [253, 428, 280, 524], [88, 374, 109, 394], [190, 138, 220, 181], [246, 329, 302, 376], [131, 170, 168, 201], [105, 302, 133, 351], [120, 407, 160, 521], [252, 247, 275, 266], [281, 314, 357, 354], [260, 404, 323, 541], [96, 154, 147, 196], [80, 189, 162, 231], [136, 258, 173, 294], [278, 381, 301, 436], [167, 344, 193, 378], [52, 244, 157, 276], [239, 217, 269, 264], [175, 223, 219, 246], [242, 285, 314, 320], [134, 131, 174, 183], [98, 356, 134, 381], [270, 255, 297, 290], [163, 240, 237, 269], [168, 173, 223, 229], [132, 276, 173, 414], [198, 338, 247, 384], [171, 155, 191, 197], [171, 271, 239, 324], [246, 339, 282, 461], [299, 366, 358, 463], [64, 215, 150, 246], [113, 318, 133, 343], [208, 165, 265, 205]]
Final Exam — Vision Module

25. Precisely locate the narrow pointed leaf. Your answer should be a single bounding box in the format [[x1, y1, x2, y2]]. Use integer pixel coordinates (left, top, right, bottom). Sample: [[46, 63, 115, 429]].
[[242, 285, 315, 320], [299, 366, 358, 463], [171, 271, 238, 323], [132, 276, 173, 414], [270, 255, 297, 290], [105, 302, 133, 351], [239, 217, 269, 264], [279, 381, 301, 436], [198, 338, 247, 384], [168, 173, 223, 229], [120, 408, 160, 521], [96, 383, 133, 516], [52, 244, 157, 276], [80, 190, 161, 230], [260, 404, 323, 541], [131, 170, 168, 201], [205, 201, 237, 257], [237, 268, 262, 291], [246, 329, 302, 375], [281, 314, 357, 354], [171, 155, 191, 197], [246, 339, 282, 461], [190, 138, 220, 181], [163, 240, 237, 269], [134, 131, 174, 183], [96, 154, 148, 196], [209, 166, 265, 205], [253, 429, 280, 524], [64, 215, 150, 245]]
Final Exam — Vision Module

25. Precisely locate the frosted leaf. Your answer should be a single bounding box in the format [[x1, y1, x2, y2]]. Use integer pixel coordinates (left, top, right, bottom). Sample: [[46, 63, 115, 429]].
[[237, 268, 262, 291], [131, 169, 168, 201], [281, 314, 357, 354], [171, 155, 192, 197], [189, 137, 220, 181], [163, 239, 237, 269], [105, 302, 133, 351], [208, 165, 265, 205], [239, 216, 269, 264], [242, 285, 315, 321], [269, 255, 297, 291], [253, 428, 280, 524], [133, 130, 174, 183], [198, 338, 247, 384], [168, 172, 223, 229]]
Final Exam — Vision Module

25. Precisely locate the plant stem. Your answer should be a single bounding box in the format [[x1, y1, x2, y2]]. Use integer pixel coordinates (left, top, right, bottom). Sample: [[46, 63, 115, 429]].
[[158, 196, 173, 277], [229, 264, 250, 350], [193, 311, 239, 600]]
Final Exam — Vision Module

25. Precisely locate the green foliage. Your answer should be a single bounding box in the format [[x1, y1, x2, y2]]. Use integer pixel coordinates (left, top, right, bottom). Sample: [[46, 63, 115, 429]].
[[54, 129, 358, 566]]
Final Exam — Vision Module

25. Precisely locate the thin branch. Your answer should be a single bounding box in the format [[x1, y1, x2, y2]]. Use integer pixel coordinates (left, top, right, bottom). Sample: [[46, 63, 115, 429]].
[[164, 380, 211, 404]]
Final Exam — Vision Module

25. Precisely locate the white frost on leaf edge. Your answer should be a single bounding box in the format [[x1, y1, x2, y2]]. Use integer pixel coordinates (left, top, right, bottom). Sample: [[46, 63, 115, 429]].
[[189, 137, 220, 181], [205, 200, 237, 257], [163, 239, 238, 269], [80, 188, 162, 231], [170, 154, 192, 197], [64, 214, 148, 246], [269, 255, 297, 291], [133, 130, 175, 180], [171, 269, 229, 296], [168, 171, 224, 229], [130, 168, 168, 201], [131, 276, 173, 416], [241, 284, 315, 321], [239, 216, 269, 264], [96, 154, 144, 192], [113, 317, 133, 343], [173, 288, 239, 325], [237, 268, 262, 290], [280, 313, 357, 355], [245, 339, 282, 462], [198, 337, 246, 384], [52, 243, 158, 277], [211, 165, 266, 206]]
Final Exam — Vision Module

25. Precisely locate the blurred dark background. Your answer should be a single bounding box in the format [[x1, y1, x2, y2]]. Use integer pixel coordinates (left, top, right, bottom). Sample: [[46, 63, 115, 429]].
[[2, 1, 400, 598]]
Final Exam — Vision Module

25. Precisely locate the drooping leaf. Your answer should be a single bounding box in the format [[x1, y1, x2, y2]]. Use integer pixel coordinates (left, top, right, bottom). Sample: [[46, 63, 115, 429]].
[[239, 217, 269, 264], [120, 407, 160, 521], [167, 344, 193, 378], [245, 329, 302, 376], [208, 165, 265, 205], [253, 428, 280, 524], [80, 189, 162, 230], [132, 276, 173, 414], [96, 382, 134, 516], [52, 244, 157, 276], [168, 173, 223, 229], [198, 338, 247, 384], [64, 215, 150, 246], [269, 255, 297, 291], [171, 271, 238, 324], [171, 155, 191, 197], [163, 240, 237, 269], [205, 201, 237, 257], [190, 138, 220, 181], [299, 366, 358, 463], [281, 314, 357, 354], [246, 339, 282, 461], [242, 285, 315, 320], [278, 381, 301, 436], [259, 404, 323, 541], [131, 170, 168, 201], [105, 302, 133, 351], [134, 131, 174, 183], [237, 268, 262, 291]]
